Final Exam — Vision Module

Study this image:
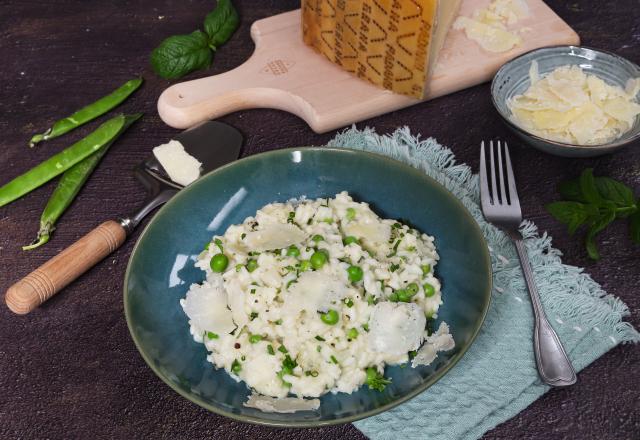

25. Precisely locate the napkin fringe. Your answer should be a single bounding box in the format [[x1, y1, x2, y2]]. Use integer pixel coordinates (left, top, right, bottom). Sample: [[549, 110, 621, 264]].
[[327, 125, 639, 345]]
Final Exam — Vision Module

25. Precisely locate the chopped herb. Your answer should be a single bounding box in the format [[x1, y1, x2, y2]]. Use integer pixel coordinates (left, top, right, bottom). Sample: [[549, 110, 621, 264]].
[[408, 350, 417, 360], [366, 295, 377, 306], [249, 311, 259, 321], [322, 218, 334, 224], [315, 335, 326, 341], [365, 367, 391, 391], [330, 355, 339, 364], [267, 344, 275, 355], [307, 218, 313, 225], [286, 279, 298, 289], [316, 345, 322, 352], [344, 298, 354, 308], [246, 259, 259, 272], [275, 319, 283, 325], [240, 233, 246, 240], [389, 263, 400, 272], [249, 334, 263, 344], [235, 263, 243, 272], [204, 242, 211, 251], [305, 370, 319, 377], [231, 359, 242, 374], [347, 328, 359, 340], [214, 238, 224, 253], [346, 207, 356, 221], [386, 239, 402, 257], [278, 345, 288, 354], [206, 331, 219, 339], [421, 264, 431, 275], [362, 323, 370, 332], [407, 246, 416, 252], [278, 354, 297, 387], [250, 288, 256, 294]]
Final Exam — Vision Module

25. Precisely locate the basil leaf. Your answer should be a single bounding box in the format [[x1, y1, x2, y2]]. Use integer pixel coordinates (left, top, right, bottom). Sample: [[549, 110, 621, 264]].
[[629, 209, 640, 244], [584, 208, 616, 260], [204, 0, 240, 48], [546, 201, 589, 235], [594, 176, 636, 208], [578, 168, 604, 206], [558, 179, 586, 202], [151, 30, 212, 79]]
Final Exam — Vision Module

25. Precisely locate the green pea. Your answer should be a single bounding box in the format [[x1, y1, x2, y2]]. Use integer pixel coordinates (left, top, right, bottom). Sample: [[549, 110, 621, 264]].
[[286, 245, 300, 257], [299, 260, 311, 271], [343, 236, 359, 246], [423, 283, 436, 297], [406, 283, 419, 295], [346, 207, 356, 221], [312, 234, 324, 242], [310, 251, 328, 269], [210, 254, 229, 272], [320, 309, 339, 325], [246, 259, 258, 272], [347, 328, 359, 340], [346, 265, 363, 282], [248, 334, 263, 344], [396, 289, 413, 302], [231, 359, 241, 374], [421, 264, 431, 275]]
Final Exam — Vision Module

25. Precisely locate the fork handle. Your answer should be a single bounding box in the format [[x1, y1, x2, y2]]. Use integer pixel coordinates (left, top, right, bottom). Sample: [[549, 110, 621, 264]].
[[513, 237, 577, 387]]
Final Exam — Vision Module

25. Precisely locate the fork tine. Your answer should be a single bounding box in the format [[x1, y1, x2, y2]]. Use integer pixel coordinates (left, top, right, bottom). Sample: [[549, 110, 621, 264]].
[[497, 141, 507, 204], [489, 140, 498, 205], [504, 142, 520, 208], [479, 141, 490, 208]]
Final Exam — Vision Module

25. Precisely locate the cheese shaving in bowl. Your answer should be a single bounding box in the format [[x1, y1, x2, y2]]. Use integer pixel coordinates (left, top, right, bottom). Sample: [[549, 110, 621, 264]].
[[181, 192, 455, 407], [507, 61, 640, 145]]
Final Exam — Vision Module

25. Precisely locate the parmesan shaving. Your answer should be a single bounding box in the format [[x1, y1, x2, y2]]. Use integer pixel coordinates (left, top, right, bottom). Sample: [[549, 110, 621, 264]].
[[508, 62, 640, 145], [244, 393, 320, 413], [454, 0, 529, 53], [368, 302, 426, 357], [180, 276, 235, 335], [243, 223, 307, 251], [412, 322, 455, 368]]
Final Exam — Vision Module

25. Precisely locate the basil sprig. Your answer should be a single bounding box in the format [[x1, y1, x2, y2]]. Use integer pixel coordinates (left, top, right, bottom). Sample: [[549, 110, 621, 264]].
[[151, 0, 239, 79], [546, 168, 639, 260]]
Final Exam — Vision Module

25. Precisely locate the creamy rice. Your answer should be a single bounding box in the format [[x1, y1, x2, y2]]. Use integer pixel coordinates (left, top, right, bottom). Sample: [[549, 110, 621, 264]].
[[181, 191, 454, 399]]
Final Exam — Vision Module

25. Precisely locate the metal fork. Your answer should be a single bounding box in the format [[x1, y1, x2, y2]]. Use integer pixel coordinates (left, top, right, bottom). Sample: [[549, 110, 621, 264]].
[[480, 140, 576, 387]]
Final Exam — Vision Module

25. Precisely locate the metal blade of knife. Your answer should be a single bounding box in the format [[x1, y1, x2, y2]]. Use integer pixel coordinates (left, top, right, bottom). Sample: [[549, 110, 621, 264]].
[[121, 121, 243, 232]]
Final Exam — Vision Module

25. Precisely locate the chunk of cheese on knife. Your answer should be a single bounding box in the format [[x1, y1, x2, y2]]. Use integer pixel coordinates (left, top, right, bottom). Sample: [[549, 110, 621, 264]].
[[302, 0, 462, 99], [153, 140, 202, 186]]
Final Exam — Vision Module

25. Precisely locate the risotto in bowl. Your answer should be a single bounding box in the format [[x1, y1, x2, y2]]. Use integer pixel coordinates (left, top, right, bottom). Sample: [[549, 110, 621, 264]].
[[124, 147, 491, 426]]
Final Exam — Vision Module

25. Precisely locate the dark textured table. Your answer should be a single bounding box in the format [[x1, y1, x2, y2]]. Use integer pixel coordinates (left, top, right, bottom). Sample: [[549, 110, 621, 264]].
[[1, 1, 639, 439]]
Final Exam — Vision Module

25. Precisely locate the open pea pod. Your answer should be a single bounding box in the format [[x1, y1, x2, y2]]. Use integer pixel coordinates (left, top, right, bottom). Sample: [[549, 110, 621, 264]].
[[0, 113, 140, 208], [23, 114, 142, 250]]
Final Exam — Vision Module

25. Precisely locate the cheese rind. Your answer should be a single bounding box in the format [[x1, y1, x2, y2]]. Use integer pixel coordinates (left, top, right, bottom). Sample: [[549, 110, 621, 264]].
[[302, 0, 462, 99]]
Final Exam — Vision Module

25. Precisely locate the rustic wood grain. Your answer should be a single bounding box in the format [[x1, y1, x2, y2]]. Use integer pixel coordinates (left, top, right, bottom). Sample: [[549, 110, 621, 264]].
[[0, 1, 638, 439]]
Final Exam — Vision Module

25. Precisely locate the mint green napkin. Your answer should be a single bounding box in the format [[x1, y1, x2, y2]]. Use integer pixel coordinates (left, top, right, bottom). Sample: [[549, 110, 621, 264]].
[[326, 127, 639, 440]]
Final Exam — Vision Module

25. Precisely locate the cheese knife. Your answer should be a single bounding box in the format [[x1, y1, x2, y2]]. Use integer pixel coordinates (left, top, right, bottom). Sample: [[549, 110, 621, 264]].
[[6, 121, 243, 315]]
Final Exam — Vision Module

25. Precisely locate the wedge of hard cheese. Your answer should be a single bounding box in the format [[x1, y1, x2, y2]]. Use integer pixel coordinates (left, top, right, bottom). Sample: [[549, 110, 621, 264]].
[[302, 0, 462, 99]]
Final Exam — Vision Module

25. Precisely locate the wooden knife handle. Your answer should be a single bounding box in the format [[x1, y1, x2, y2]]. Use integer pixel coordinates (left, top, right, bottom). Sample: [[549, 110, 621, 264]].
[[5, 220, 126, 315]]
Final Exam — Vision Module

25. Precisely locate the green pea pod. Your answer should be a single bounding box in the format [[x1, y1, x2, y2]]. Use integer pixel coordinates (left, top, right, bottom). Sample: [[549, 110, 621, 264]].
[[23, 114, 142, 250], [29, 78, 143, 147], [0, 114, 139, 208]]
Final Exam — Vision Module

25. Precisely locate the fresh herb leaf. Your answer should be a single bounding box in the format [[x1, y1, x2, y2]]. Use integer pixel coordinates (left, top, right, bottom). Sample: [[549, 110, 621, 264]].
[[630, 209, 640, 244], [578, 168, 604, 206], [594, 177, 635, 209], [365, 367, 391, 392], [151, 30, 212, 79], [558, 179, 585, 202], [204, 0, 240, 49], [546, 201, 590, 235], [584, 207, 616, 261]]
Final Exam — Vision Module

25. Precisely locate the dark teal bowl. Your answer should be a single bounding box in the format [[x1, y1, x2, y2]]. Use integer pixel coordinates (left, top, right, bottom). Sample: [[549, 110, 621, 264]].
[[124, 147, 492, 427]]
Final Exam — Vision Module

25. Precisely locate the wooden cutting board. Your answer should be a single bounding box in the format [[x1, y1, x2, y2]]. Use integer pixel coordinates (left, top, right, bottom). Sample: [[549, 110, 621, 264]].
[[157, 1, 579, 133]]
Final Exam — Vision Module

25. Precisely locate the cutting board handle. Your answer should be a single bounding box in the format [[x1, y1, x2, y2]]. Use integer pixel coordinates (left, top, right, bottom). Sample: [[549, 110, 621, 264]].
[[158, 54, 311, 130], [5, 220, 126, 315]]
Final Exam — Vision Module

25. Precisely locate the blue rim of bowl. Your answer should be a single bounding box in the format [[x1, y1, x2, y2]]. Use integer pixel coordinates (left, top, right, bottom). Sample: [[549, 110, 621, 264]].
[[123, 147, 493, 428], [491, 45, 640, 151]]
